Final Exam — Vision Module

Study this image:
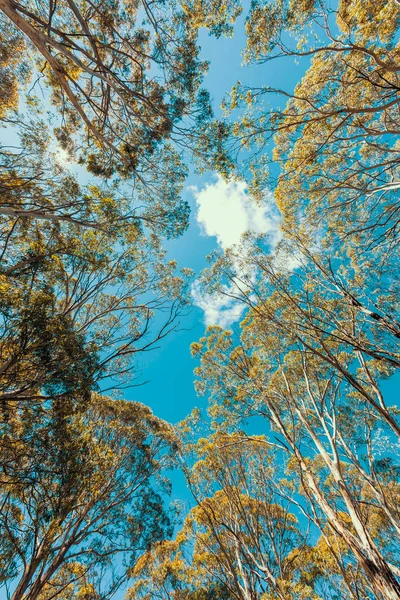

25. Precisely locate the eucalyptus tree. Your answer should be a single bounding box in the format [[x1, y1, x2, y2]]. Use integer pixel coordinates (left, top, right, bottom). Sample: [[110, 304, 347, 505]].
[[0, 0, 241, 179], [0, 94, 197, 414], [129, 435, 303, 600], [0, 0, 238, 414], [0, 0, 244, 258], [222, 0, 400, 252], [0, 393, 176, 600], [178, 2, 400, 597], [130, 430, 379, 600], [0, 89, 192, 600], [180, 434, 307, 600], [0, 115, 191, 237], [191, 235, 400, 599], [0, 0, 241, 417], [0, 191, 191, 413]]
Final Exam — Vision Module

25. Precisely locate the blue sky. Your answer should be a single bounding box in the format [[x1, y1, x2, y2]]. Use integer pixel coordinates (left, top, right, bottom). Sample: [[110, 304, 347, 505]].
[[129, 12, 400, 513], [129, 7, 304, 424], [3, 5, 399, 597], [0, 6, 293, 427]]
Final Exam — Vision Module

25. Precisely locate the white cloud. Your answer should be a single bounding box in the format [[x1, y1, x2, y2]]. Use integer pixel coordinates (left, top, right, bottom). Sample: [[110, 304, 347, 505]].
[[192, 281, 246, 329], [192, 175, 281, 250], [190, 175, 281, 328]]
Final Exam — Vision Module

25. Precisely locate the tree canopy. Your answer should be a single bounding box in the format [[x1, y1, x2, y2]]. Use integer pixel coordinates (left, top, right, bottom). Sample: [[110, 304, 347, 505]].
[[1, 394, 176, 600], [224, 0, 400, 252], [1, 0, 400, 599]]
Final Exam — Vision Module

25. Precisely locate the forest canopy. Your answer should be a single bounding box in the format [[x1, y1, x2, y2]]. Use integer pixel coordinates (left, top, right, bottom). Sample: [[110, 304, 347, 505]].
[[0, 0, 399, 599]]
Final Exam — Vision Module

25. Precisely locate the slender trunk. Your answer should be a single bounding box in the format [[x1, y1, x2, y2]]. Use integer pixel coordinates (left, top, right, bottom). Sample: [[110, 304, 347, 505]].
[[300, 458, 400, 600], [11, 557, 41, 600], [260, 395, 400, 599]]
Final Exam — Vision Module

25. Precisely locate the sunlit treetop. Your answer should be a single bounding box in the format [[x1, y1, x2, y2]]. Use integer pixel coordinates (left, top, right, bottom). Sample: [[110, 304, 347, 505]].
[[190, 230, 400, 599], [0, 0, 242, 181], [182, 0, 242, 38], [0, 17, 27, 117], [0, 393, 177, 600], [243, 0, 400, 63], [0, 126, 195, 410], [222, 0, 400, 255]]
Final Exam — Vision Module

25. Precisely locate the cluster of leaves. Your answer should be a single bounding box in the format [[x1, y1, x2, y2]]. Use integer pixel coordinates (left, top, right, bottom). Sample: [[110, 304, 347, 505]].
[[0, 394, 177, 600], [223, 0, 400, 252]]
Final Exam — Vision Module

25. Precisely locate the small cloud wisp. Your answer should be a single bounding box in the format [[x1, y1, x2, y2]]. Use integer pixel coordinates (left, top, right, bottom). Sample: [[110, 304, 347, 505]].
[[191, 175, 280, 327]]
